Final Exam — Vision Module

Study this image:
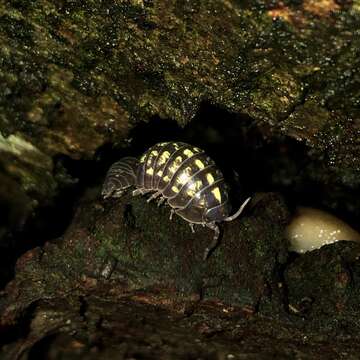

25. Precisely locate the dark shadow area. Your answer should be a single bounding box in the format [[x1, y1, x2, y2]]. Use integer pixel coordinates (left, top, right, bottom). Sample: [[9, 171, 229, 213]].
[[28, 334, 58, 360], [0, 301, 38, 347], [28, 334, 67, 360], [0, 194, 78, 288]]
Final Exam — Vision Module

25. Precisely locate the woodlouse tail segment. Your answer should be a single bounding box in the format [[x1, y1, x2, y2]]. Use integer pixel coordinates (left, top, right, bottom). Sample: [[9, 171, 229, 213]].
[[224, 197, 251, 222], [203, 222, 220, 260]]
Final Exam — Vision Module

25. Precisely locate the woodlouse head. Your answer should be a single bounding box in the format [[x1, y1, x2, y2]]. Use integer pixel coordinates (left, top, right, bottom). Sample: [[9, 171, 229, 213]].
[[102, 157, 139, 199], [101, 178, 128, 199]]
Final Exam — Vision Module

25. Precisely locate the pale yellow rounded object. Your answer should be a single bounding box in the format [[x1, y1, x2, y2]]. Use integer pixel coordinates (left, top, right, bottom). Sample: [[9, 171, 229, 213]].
[[285, 207, 360, 253]]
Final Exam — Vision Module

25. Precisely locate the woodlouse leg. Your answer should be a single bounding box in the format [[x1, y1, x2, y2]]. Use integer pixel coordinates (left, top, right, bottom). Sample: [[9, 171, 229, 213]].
[[203, 222, 220, 260], [132, 189, 143, 196], [157, 197, 166, 206], [147, 191, 161, 203], [132, 188, 151, 196], [189, 223, 196, 233], [169, 209, 175, 220]]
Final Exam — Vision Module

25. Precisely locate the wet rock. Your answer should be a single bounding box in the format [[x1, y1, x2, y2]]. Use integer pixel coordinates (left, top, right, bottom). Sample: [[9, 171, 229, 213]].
[[2, 205, 360, 357], [2, 189, 360, 357], [0, 191, 289, 355], [0, 192, 288, 318], [285, 241, 360, 332]]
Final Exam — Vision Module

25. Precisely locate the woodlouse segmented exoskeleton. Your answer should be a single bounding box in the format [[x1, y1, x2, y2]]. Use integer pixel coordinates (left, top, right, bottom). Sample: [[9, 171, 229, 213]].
[[102, 157, 139, 199], [102, 142, 250, 259]]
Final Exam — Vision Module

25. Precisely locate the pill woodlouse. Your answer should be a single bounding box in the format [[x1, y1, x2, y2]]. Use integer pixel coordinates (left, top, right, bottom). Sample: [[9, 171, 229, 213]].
[[102, 157, 139, 199], [102, 142, 250, 259]]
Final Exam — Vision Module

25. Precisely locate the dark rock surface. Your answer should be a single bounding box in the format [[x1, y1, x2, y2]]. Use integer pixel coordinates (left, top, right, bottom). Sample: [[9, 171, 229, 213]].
[[1, 192, 360, 358]]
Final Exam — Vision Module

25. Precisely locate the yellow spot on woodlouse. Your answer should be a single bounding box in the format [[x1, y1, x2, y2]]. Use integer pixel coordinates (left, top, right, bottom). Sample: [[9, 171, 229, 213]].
[[157, 170, 163, 177], [206, 173, 215, 184], [184, 166, 192, 174], [151, 150, 159, 156], [183, 149, 194, 157], [171, 186, 179, 193], [177, 168, 191, 185], [163, 175, 170, 183], [187, 190, 194, 197], [168, 156, 183, 174], [186, 180, 203, 198], [146, 168, 154, 175], [140, 154, 146, 162], [195, 159, 205, 169], [169, 164, 177, 173], [211, 187, 221, 202], [158, 151, 170, 165]]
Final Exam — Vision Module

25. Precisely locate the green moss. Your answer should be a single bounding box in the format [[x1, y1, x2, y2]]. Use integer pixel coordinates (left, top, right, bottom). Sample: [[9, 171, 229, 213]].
[[249, 69, 303, 122], [0, 14, 34, 45], [1, 0, 359, 203]]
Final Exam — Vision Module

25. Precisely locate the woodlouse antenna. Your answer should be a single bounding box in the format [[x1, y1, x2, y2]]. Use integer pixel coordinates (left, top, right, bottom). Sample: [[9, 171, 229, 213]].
[[224, 197, 251, 222]]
